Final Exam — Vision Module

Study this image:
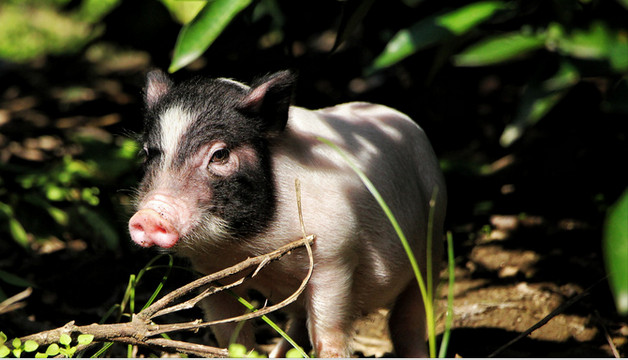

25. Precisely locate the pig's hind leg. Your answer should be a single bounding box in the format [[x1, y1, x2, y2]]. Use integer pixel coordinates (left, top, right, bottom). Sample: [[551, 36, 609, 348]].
[[388, 280, 429, 357]]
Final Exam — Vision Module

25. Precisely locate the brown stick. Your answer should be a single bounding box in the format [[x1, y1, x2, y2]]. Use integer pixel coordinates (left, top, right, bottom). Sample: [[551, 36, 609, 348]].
[[17, 235, 315, 357]]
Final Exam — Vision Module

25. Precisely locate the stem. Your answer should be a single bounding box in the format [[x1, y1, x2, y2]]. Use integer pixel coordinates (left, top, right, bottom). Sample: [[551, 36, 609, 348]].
[[438, 231, 455, 358]]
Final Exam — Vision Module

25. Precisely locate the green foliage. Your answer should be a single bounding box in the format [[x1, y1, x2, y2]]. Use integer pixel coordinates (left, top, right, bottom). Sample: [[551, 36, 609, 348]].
[[0, 0, 121, 62], [169, 0, 253, 73], [370, 2, 628, 146], [0, 330, 94, 358], [603, 188, 628, 315], [0, 136, 139, 252], [89, 255, 173, 357], [0, 332, 39, 358], [370, 1, 507, 73]]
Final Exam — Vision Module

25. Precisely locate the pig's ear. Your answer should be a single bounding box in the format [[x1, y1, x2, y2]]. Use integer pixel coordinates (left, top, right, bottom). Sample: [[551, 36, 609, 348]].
[[145, 69, 173, 109], [238, 70, 296, 133]]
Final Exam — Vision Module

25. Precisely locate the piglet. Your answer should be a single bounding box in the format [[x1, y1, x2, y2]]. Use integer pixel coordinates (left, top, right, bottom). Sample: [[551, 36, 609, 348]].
[[128, 69, 446, 357]]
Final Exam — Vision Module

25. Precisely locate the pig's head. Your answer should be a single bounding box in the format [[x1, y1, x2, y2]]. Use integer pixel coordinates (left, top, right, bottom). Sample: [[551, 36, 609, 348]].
[[129, 70, 295, 250]]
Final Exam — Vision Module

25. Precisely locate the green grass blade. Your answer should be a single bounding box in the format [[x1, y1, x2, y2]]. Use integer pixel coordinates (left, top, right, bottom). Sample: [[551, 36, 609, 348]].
[[438, 232, 455, 358], [140, 255, 174, 311], [230, 291, 309, 358]]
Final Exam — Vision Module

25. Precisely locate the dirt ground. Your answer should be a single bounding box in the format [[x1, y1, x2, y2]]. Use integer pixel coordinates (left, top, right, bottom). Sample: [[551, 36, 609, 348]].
[[1, 53, 627, 358], [349, 214, 628, 357]]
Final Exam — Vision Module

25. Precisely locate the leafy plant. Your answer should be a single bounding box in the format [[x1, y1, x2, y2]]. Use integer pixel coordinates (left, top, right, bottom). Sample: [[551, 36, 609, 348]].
[[370, 1, 628, 146], [0, 331, 93, 359], [0, 136, 139, 251], [0, 0, 121, 62], [0, 332, 39, 358], [167, 0, 253, 73]]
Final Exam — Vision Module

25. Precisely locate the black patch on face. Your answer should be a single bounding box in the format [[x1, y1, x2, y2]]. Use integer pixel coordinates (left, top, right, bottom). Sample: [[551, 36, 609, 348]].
[[140, 73, 288, 241]]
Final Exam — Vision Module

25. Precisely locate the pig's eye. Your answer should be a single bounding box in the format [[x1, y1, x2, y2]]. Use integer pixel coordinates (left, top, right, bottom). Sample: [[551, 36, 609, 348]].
[[142, 146, 161, 163], [210, 148, 230, 164]]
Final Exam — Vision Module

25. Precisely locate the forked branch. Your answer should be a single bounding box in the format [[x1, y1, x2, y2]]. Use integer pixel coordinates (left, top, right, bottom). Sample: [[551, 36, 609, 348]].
[[18, 235, 315, 357]]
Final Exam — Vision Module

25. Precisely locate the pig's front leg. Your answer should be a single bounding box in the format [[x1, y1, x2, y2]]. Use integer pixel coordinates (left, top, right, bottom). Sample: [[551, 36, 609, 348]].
[[306, 262, 355, 357], [199, 291, 256, 351]]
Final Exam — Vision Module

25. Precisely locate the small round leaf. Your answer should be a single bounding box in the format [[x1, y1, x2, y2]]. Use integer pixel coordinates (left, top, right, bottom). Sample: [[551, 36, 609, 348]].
[[59, 334, 72, 346], [0, 345, 11, 358], [24, 340, 39, 352], [46, 344, 60, 356], [77, 334, 94, 345]]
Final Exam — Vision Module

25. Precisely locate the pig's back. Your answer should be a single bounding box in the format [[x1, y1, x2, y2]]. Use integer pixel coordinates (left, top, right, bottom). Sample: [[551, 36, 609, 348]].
[[261, 102, 445, 310]]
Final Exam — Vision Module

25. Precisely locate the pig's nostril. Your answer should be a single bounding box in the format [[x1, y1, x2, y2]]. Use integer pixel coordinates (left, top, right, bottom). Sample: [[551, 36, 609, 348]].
[[129, 208, 180, 249]]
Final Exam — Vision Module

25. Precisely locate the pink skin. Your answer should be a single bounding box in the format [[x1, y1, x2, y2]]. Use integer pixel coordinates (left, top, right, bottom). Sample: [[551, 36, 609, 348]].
[[128, 193, 190, 248], [129, 208, 179, 248], [129, 142, 256, 249]]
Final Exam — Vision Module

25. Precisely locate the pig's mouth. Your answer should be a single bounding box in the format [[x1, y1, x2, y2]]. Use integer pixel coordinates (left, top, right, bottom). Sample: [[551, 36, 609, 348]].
[[128, 193, 196, 249]]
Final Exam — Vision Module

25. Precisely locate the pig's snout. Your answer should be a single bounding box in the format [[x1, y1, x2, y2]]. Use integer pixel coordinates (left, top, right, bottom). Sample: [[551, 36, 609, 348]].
[[129, 208, 179, 248]]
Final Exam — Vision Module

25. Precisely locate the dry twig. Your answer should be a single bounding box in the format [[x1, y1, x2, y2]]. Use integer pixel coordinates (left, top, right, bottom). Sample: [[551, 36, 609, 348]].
[[18, 236, 315, 357]]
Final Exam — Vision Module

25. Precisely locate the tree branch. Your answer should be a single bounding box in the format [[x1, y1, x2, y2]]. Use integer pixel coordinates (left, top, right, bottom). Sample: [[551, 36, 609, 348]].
[[17, 235, 315, 357]]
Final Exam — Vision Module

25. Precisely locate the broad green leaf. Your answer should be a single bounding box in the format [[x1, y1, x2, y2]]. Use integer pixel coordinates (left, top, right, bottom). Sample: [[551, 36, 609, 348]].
[[501, 61, 579, 146], [169, 0, 253, 73], [0, 332, 6, 344], [557, 21, 611, 60], [0, 202, 14, 217], [370, 1, 505, 72], [35, 352, 48, 358], [9, 217, 29, 248], [603, 188, 628, 315], [0, 270, 34, 288], [160, 0, 207, 24], [11, 338, 21, 349], [370, 16, 449, 72], [78, 0, 122, 23], [77, 334, 94, 346], [454, 31, 545, 66], [23, 340, 39, 352], [436, 1, 506, 36], [609, 31, 628, 72], [12, 348, 22, 358]]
